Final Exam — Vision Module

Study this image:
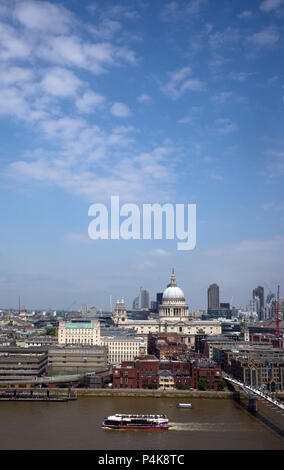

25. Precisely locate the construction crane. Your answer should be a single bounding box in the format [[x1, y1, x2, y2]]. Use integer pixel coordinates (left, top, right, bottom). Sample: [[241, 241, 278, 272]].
[[276, 285, 280, 337], [66, 300, 77, 312]]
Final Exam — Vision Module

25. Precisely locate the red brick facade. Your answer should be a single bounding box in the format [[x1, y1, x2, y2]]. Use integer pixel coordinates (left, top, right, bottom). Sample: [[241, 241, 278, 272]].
[[112, 357, 159, 389], [148, 333, 188, 360], [190, 359, 222, 390], [113, 357, 193, 389], [250, 333, 282, 348]]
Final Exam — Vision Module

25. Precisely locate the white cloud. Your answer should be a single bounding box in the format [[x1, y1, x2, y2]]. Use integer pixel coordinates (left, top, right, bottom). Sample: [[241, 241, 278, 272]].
[[248, 27, 280, 47], [161, 0, 207, 21], [161, 67, 206, 99], [160, 2, 180, 21], [209, 27, 241, 49], [6, 135, 180, 204], [229, 71, 255, 81], [265, 145, 284, 178], [75, 90, 106, 113], [137, 93, 152, 103], [39, 117, 86, 140], [36, 36, 136, 74], [260, 0, 284, 12], [37, 35, 94, 70], [0, 2, 137, 76], [14, 0, 74, 34], [208, 171, 223, 181], [40, 67, 83, 97], [211, 91, 233, 104], [0, 21, 31, 60], [238, 10, 253, 19], [0, 65, 34, 85], [178, 116, 194, 125], [154, 249, 171, 258], [110, 102, 131, 118], [0, 87, 31, 120], [0, 3, 139, 129], [186, 0, 207, 15], [100, 4, 140, 21], [89, 19, 122, 40]]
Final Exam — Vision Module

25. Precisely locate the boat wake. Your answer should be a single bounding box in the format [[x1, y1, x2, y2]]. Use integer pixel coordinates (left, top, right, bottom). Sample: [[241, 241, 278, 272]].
[[169, 422, 231, 432]]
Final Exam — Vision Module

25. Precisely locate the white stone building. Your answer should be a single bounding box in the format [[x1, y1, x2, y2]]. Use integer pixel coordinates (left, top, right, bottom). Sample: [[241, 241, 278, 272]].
[[100, 332, 145, 365], [113, 270, 222, 346], [58, 320, 101, 346], [58, 320, 144, 365]]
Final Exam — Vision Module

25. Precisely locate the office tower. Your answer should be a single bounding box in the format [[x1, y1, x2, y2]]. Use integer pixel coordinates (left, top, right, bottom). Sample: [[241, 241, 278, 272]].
[[151, 301, 157, 311], [253, 286, 264, 320], [265, 292, 275, 320], [253, 286, 264, 309], [156, 292, 163, 308], [140, 288, 150, 310], [207, 284, 220, 310], [132, 296, 139, 310], [90, 307, 97, 316], [81, 304, 88, 316], [220, 303, 230, 309]]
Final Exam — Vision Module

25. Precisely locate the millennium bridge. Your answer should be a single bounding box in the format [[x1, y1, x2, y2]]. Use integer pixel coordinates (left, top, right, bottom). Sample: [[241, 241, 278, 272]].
[[223, 373, 284, 414]]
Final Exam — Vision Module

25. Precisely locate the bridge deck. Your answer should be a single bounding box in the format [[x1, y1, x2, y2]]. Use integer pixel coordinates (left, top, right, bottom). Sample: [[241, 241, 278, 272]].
[[223, 374, 284, 411]]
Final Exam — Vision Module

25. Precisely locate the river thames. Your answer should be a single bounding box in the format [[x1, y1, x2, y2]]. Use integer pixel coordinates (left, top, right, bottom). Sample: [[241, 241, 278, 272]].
[[0, 397, 283, 450]]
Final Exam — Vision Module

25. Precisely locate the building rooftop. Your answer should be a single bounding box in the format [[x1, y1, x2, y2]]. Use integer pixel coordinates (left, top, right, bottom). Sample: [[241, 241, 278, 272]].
[[100, 327, 141, 338]]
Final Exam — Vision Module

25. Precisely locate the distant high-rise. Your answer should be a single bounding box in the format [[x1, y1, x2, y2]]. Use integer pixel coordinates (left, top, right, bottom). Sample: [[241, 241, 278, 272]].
[[253, 286, 264, 319], [156, 292, 163, 306], [132, 296, 139, 310], [207, 284, 220, 310], [253, 286, 264, 309], [140, 288, 150, 310], [90, 306, 97, 316], [81, 304, 88, 316], [220, 303, 230, 309]]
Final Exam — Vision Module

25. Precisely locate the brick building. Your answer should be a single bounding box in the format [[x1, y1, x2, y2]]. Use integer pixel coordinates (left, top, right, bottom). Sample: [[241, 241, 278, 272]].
[[112, 356, 192, 389], [190, 358, 223, 390], [228, 354, 284, 392], [113, 356, 159, 389], [249, 333, 282, 348], [148, 333, 188, 359]]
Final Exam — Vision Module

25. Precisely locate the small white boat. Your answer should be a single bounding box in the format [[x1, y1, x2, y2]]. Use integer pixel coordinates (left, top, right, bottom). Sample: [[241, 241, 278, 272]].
[[177, 403, 192, 408]]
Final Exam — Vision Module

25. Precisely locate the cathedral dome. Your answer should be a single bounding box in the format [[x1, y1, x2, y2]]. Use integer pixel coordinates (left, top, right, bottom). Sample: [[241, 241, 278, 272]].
[[163, 286, 185, 301], [162, 269, 185, 301], [159, 269, 189, 320]]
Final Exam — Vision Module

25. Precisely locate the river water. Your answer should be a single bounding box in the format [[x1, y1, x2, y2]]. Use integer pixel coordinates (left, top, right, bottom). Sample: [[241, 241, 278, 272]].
[[0, 397, 283, 450]]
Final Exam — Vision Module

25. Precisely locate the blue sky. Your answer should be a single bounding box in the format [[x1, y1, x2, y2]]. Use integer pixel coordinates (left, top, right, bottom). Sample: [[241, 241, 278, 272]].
[[0, 0, 283, 311]]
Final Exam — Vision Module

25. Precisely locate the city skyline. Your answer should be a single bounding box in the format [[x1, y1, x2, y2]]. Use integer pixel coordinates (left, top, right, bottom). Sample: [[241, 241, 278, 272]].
[[1, 274, 281, 315], [0, 0, 283, 310]]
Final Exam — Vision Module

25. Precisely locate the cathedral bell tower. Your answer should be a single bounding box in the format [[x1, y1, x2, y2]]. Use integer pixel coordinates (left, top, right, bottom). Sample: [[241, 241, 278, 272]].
[[113, 298, 127, 326]]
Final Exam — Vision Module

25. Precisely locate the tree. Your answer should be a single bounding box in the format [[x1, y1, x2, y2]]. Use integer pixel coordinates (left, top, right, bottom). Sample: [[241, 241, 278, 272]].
[[217, 379, 226, 391], [148, 383, 158, 389], [198, 377, 207, 390], [46, 327, 56, 336], [176, 383, 190, 390]]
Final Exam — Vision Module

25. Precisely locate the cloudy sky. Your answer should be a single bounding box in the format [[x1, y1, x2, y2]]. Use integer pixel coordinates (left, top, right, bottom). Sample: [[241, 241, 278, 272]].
[[0, 0, 283, 311]]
